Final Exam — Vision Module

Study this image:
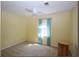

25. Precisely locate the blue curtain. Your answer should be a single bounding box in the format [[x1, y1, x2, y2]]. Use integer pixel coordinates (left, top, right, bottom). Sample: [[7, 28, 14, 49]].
[[47, 18, 51, 46], [38, 18, 42, 44]]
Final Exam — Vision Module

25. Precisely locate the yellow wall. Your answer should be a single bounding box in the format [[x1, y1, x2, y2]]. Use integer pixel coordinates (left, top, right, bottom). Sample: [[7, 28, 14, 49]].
[[70, 5, 78, 56], [50, 11, 72, 47], [1, 10, 28, 49], [0, 2, 1, 55], [26, 16, 38, 42]]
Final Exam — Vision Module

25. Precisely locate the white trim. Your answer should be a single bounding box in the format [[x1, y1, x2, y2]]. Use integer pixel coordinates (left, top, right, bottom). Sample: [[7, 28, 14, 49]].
[[1, 40, 26, 50]]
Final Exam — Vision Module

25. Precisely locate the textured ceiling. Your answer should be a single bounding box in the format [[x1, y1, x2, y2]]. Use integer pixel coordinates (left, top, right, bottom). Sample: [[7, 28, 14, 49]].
[[1, 1, 77, 16]]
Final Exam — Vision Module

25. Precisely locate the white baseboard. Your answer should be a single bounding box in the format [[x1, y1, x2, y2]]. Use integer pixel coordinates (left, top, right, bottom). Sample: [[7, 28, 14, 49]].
[[1, 40, 26, 51], [1, 40, 58, 50], [1, 43, 16, 50]]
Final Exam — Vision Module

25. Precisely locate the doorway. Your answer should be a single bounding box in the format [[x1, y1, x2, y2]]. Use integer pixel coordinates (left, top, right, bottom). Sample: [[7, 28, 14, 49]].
[[38, 18, 51, 46]]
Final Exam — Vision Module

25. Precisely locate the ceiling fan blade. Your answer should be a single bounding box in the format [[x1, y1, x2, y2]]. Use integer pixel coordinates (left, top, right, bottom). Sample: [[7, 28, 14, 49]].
[[25, 8, 33, 12], [25, 8, 44, 16]]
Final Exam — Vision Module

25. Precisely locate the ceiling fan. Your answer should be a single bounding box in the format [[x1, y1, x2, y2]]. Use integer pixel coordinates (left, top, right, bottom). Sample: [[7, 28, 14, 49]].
[[25, 2, 49, 16], [25, 8, 43, 16]]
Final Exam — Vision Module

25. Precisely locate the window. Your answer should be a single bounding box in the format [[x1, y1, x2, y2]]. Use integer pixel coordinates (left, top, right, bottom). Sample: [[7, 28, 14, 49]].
[[38, 18, 51, 45], [41, 20, 48, 37], [38, 20, 48, 38]]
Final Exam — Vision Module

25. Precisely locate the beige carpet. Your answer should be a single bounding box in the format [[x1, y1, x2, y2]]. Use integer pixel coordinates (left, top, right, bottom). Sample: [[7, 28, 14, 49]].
[[1, 42, 58, 57]]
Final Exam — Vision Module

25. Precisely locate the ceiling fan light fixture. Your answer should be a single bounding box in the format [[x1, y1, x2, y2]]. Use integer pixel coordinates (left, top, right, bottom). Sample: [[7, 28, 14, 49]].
[[44, 2, 49, 6], [33, 9, 37, 14]]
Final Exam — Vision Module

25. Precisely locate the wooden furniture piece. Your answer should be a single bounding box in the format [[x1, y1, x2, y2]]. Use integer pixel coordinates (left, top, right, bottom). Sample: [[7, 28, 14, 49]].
[[58, 42, 69, 56]]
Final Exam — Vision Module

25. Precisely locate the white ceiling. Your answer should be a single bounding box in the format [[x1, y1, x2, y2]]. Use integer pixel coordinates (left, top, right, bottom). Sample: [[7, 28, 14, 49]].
[[1, 1, 77, 16]]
